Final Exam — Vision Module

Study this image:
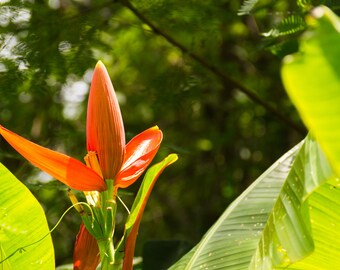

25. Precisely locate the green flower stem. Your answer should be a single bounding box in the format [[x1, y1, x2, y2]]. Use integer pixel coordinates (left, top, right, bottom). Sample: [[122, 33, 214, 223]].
[[98, 237, 116, 269], [97, 179, 121, 269], [102, 179, 116, 235]]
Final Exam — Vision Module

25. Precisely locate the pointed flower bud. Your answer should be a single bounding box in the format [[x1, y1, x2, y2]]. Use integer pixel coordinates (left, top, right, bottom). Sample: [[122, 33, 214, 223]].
[[86, 61, 125, 180]]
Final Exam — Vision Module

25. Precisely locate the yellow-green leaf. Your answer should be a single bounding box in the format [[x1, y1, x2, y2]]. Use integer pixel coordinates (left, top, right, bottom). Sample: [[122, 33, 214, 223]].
[[0, 163, 55, 269], [282, 5, 340, 176]]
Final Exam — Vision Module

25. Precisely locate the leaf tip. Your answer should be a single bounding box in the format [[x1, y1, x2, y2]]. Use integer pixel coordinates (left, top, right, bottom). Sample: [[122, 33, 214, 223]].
[[167, 153, 179, 165]]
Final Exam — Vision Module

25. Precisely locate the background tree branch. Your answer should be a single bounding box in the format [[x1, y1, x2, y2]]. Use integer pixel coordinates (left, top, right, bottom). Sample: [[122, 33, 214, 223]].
[[119, 0, 305, 135]]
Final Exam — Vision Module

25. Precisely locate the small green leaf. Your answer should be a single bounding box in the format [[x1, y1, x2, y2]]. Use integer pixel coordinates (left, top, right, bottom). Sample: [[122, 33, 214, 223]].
[[125, 154, 178, 232], [0, 163, 55, 269], [116, 154, 178, 269], [264, 15, 306, 38], [238, 0, 260, 15]]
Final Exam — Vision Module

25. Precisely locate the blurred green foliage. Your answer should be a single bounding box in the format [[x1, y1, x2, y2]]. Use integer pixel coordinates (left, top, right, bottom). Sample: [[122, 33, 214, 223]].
[[1, 0, 336, 267]]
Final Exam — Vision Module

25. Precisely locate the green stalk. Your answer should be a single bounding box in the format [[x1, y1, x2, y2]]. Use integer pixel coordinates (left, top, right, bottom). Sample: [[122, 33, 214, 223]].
[[102, 179, 116, 235], [97, 179, 121, 269], [98, 238, 116, 269]]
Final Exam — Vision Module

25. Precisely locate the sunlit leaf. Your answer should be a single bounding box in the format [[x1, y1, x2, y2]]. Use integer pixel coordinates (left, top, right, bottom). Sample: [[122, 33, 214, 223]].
[[170, 135, 340, 269], [282, 5, 340, 176], [249, 135, 338, 269], [0, 163, 55, 269], [170, 142, 302, 269]]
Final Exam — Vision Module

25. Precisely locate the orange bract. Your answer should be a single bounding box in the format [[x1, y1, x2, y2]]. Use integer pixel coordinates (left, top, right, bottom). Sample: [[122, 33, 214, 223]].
[[116, 126, 163, 188], [0, 125, 105, 191], [74, 224, 100, 270]]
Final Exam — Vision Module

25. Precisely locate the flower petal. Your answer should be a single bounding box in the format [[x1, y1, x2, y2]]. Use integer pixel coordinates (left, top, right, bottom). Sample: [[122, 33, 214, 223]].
[[73, 224, 100, 270], [0, 125, 106, 191], [86, 61, 125, 180], [115, 126, 162, 188]]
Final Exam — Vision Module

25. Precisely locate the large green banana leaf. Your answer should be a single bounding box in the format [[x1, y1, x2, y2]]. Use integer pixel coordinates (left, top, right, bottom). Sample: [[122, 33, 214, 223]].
[[170, 141, 302, 269], [250, 136, 339, 269], [282, 6, 340, 176], [0, 163, 55, 269], [170, 136, 339, 269]]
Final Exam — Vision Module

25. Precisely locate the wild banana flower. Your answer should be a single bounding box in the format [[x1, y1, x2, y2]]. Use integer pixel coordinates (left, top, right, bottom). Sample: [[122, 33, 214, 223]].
[[0, 61, 163, 270]]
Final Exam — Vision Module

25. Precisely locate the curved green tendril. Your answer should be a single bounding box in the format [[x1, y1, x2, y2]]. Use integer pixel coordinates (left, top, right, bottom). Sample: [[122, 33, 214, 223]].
[[117, 195, 130, 215]]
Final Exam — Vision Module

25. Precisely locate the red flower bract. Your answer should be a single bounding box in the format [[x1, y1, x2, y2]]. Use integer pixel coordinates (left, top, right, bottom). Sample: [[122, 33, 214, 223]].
[[74, 224, 100, 270]]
